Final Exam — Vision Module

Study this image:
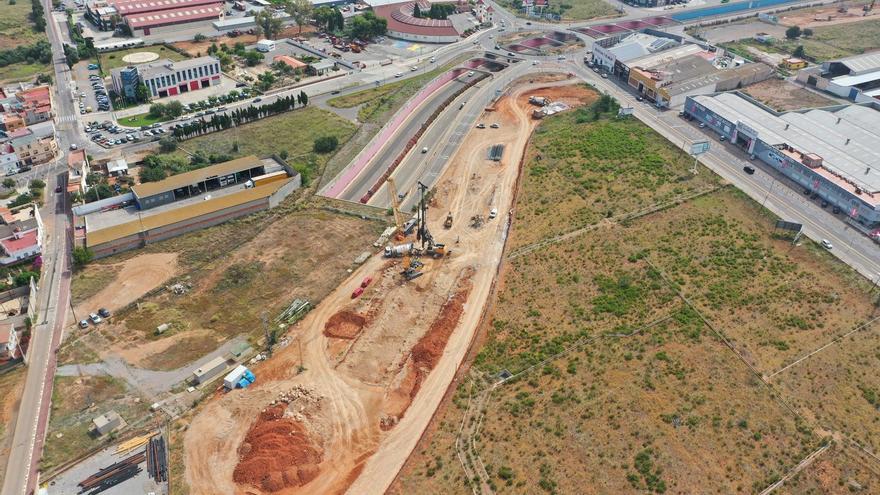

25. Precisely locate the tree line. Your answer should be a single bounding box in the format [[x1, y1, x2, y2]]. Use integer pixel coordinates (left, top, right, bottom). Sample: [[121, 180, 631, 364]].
[[171, 91, 309, 140], [0, 41, 51, 68]]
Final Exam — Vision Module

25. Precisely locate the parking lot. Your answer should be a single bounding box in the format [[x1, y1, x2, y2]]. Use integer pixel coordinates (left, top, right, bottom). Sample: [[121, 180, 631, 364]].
[[85, 119, 164, 149], [72, 60, 112, 116]]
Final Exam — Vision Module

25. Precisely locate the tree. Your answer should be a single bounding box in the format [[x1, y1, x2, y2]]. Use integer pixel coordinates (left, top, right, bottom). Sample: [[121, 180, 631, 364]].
[[148, 103, 167, 118], [314, 6, 334, 31], [194, 33, 207, 41], [135, 82, 150, 103], [313, 135, 338, 153], [785, 26, 802, 39], [166, 100, 184, 117], [35, 73, 52, 84], [2, 179, 15, 189], [207, 42, 218, 55], [347, 12, 387, 40], [803, 28, 813, 37], [286, 0, 313, 34], [29, 179, 45, 189], [159, 137, 178, 152], [62, 43, 79, 68], [72, 246, 94, 268], [244, 50, 264, 66], [299, 90, 308, 106], [255, 10, 283, 39], [139, 166, 166, 183], [792, 45, 805, 58], [412, 3, 421, 17]]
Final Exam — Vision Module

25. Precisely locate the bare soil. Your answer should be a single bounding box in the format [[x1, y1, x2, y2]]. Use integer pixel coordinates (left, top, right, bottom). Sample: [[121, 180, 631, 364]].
[[172, 26, 316, 57], [182, 78, 591, 495], [743, 78, 837, 111], [780, 4, 878, 28], [72, 252, 179, 319]]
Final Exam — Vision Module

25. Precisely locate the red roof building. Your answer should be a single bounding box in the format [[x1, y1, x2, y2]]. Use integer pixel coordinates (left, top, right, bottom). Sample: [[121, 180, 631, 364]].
[[125, 3, 224, 31], [373, 2, 463, 43], [273, 55, 307, 70]]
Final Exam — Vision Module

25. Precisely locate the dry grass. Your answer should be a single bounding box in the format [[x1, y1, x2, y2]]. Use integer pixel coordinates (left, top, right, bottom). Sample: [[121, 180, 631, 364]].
[[394, 114, 878, 495], [91, 210, 381, 370], [743, 78, 837, 111], [779, 443, 880, 494]]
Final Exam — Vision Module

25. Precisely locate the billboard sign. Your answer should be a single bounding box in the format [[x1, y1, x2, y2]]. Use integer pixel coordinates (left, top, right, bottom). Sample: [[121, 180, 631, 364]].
[[775, 220, 803, 232], [618, 106, 634, 117], [690, 140, 709, 156]]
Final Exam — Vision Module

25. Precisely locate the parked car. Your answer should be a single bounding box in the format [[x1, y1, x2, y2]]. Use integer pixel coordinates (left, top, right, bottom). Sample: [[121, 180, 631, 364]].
[[55, 185, 63, 193], [87, 63, 99, 70], [89, 313, 102, 324], [467, 71, 475, 77], [98, 308, 111, 318], [489, 207, 498, 219], [743, 166, 755, 175], [69, 143, 78, 150], [394, 72, 403, 78], [253, 97, 262, 102], [821, 239, 833, 249], [79, 319, 89, 329], [490, 123, 500, 128], [476, 123, 485, 129]]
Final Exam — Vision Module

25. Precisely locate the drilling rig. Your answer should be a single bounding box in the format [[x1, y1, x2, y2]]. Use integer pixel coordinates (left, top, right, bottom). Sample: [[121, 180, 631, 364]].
[[416, 181, 449, 259]]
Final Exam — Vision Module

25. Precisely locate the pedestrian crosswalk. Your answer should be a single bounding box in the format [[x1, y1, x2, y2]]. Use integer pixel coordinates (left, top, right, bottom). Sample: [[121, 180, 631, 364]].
[[56, 114, 77, 123]]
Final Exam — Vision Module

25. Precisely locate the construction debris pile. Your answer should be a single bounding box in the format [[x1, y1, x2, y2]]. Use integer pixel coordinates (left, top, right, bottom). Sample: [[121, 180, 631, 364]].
[[77, 451, 144, 494]]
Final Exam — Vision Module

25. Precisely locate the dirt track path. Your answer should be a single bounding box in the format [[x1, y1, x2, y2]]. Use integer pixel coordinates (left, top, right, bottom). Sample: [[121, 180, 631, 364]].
[[182, 76, 583, 495]]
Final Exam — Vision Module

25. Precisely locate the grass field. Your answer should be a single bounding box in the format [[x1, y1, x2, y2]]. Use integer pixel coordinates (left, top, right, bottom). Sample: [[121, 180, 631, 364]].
[[71, 264, 118, 306], [779, 443, 878, 494], [171, 107, 357, 183], [328, 59, 464, 123], [99, 45, 188, 71], [392, 111, 880, 494], [0, 62, 48, 84], [724, 19, 880, 61], [497, 0, 617, 21], [41, 376, 149, 471], [119, 112, 170, 128], [0, 1, 47, 50]]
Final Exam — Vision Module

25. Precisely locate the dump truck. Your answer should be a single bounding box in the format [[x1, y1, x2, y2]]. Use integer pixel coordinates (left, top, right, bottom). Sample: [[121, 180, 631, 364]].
[[529, 96, 550, 106], [384, 242, 413, 258]]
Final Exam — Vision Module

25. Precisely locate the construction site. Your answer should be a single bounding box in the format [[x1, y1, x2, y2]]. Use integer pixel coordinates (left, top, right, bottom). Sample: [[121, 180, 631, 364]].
[[181, 77, 596, 494]]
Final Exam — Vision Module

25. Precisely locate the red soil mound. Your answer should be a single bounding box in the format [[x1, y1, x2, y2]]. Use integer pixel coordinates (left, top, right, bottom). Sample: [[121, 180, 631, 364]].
[[323, 310, 367, 339], [233, 405, 324, 492], [408, 278, 473, 400]]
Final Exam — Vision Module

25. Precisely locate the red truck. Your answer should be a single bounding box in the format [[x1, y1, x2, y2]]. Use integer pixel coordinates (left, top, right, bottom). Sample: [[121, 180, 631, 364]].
[[352, 287, 364, 298], [361, 277, 373, 288]]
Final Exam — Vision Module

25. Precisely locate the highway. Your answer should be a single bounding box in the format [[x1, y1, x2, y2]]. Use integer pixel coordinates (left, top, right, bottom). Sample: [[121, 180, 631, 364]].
[[1, 0, 77, 491]]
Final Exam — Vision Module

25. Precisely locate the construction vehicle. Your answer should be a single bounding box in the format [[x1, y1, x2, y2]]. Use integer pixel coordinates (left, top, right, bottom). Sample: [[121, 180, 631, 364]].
[[386, 177, 407, 241], [384, 242, 413, 257], [444, 212, 453, 229], [529, 96, 550, 106], [416, 182, 449, 259]]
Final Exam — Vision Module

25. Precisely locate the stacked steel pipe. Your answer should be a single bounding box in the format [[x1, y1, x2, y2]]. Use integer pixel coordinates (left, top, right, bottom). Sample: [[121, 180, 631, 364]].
[[77, 452, 145, 494], [146, 435, 168, 482]]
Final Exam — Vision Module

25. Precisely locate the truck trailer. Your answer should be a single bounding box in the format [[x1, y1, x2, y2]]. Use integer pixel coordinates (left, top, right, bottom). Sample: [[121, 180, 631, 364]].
[[384, 242, 413, 258]]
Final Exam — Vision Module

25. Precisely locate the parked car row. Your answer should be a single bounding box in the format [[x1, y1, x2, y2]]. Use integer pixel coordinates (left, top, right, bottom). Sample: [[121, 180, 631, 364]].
[[79, 308, 110, 329], [84, 68, 110, 113]]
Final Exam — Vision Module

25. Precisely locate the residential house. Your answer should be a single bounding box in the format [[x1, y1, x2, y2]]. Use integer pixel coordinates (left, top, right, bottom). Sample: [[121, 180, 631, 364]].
[[106, 158, 129, 177], [0, 204, 42, 265], [0, 324, 17, 359], [14, 86, 53, 125], [1, 113, 25, 133], [0, 143, 19, 176], [67, 149, 90, 195], [9, 121, 57, 166]]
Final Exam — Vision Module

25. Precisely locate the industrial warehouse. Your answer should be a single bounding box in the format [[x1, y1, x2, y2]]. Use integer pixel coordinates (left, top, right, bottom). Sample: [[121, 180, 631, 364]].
[[796, 52, 880, 104], [77, 156, 300, 257], [684, 92, 880, 229], [591, 31, 773, 108]]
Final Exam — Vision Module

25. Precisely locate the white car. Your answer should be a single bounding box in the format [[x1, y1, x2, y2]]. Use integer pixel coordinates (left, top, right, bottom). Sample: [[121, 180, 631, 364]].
[[394, 72, 403, 78], [489, 207, 498, 219], [467, 71, 475, 77], [410, 66, 418, 71], [821, 239, 833, 249], [89, 313, 102, 324], [69, 144, 78, 150]]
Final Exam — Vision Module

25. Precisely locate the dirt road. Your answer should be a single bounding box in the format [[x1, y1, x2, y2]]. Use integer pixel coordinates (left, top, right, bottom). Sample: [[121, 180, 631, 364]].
[[182, 76, 586, 495]]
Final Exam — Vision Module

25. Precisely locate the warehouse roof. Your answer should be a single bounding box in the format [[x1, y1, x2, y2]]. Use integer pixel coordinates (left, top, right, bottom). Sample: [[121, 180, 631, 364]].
[[693, 92, 880, 195], [833, 51, 880, 75], [88, 178, 289, 247], [109, 0, 220, 15], [132, 155, 262, 198], [831, 68, 880, 87], [126, 4, 223, 29]]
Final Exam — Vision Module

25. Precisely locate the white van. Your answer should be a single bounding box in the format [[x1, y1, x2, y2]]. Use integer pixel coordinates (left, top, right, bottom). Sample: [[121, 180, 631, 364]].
[[489, 207, 498, 219]]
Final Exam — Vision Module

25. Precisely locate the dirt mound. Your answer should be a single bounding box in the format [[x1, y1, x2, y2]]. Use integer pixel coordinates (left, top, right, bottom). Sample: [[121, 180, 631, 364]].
[[408, 273, 474, 401], [233, 405, 324, 492], [324, 310, 367, 339]]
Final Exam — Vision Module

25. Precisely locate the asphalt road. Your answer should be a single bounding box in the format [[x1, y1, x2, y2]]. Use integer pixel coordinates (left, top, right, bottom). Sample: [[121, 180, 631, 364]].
[[567, 61, 880, 280], [337, 76, 473, 203], [1, 0, 76, 492]]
